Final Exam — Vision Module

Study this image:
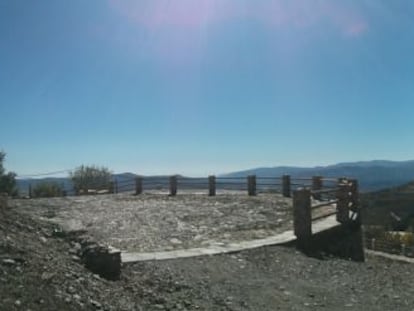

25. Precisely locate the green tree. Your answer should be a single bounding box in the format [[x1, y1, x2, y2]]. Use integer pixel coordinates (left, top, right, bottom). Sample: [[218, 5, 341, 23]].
[[32, 182, 65, 198], [0, 151, 17, 196], [70, 165, 112, 195]]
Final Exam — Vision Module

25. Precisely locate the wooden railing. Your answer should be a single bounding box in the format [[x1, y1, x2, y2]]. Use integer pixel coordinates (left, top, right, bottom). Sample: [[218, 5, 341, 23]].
[[24, 171, 357, 198], [292, 179, 360, 246], [127, 175, 354, 197]]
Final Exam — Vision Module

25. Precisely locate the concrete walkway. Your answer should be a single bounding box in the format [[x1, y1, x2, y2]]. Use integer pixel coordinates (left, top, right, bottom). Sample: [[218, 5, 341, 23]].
[[122, 215, 340, 263]]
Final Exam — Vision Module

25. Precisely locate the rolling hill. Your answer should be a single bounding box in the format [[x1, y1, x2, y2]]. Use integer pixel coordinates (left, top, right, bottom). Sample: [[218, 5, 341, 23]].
[[361, 181, 414, 228], [223, 160, 414, 192], [15, 160, 414, 195]]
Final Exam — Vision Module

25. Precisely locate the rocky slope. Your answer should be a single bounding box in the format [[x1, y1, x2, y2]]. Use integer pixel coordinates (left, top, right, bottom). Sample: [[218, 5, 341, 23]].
[[1, 201, 414, 310]]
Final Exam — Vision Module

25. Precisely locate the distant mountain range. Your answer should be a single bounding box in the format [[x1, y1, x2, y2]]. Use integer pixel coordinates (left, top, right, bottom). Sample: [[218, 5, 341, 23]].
[[222, 160, 414, 192], [15, 160, 414, 194]]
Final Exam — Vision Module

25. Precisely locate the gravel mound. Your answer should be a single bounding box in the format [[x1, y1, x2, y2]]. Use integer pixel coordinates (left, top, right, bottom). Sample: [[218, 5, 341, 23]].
[[11, 193, 294, 252]]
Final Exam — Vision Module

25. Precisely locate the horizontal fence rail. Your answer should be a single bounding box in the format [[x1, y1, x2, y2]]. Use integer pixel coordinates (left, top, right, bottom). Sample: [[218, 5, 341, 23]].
[[26, 174, 357, 203]]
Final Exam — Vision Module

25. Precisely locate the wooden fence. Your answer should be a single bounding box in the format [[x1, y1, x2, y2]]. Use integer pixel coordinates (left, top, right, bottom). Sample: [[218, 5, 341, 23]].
[[124, 175, 362, 243], [25, 174, 362, 254], [27, 173, 355, 199], [292, 179, 360, 247], [115, 175, 349, 198]]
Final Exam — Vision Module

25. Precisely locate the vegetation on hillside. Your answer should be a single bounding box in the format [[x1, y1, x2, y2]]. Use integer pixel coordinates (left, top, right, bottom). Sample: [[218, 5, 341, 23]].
[[32, 182, 65, 198], [0, 151, 17, 196], [70, 165, 112, 195], [362, 182, 414, 257], [361, 182, 414, 230]]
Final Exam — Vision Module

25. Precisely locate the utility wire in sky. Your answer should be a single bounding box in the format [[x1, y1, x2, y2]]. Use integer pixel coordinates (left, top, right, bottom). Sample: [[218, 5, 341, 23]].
[[17, 169, 73, 178]]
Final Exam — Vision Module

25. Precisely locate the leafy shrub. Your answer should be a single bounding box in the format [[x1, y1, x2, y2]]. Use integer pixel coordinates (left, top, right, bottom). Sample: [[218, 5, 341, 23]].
[[365, 224, 414, 256], [383, 231, 414, 247], [382, 232, 404, 251], [70, 165, 112, 195], [0, 151, 17, 196], [32, 182, 65, 198], [400, 233, 414, 246]]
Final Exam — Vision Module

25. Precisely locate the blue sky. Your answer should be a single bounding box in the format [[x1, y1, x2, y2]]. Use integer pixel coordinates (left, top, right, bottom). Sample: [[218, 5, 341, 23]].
[[1, 0, 414, 176]]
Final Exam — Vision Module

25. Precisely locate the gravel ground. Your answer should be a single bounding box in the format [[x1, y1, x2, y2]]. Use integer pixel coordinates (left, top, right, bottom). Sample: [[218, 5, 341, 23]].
[[1, 205, 414, 311], [127, 246, 414, 311], [11, 193, 296, 252]]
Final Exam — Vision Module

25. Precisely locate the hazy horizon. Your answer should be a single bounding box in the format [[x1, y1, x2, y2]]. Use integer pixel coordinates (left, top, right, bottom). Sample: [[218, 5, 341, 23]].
[[13, 158, 414, 179]]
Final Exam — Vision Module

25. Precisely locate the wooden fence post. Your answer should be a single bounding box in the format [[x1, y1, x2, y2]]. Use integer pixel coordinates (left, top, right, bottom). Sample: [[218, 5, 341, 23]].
[[169, 175, 177, 196], [208, 175, 216, 196], [109, 181, 115, 194], [247, 175, 256, 196], [349, 179, 362, 225], [349, 179, 359, 209], [312, 176, 323, 200], [293, 188, 312, 250], [135, 177, 143, 195], [282, 175, 291, 197], [336, 182, 350, 223], [115, 180, 119, 194]]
